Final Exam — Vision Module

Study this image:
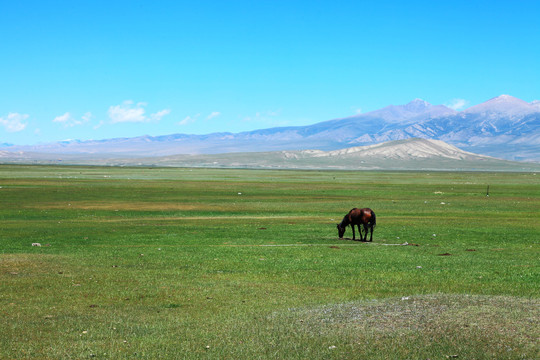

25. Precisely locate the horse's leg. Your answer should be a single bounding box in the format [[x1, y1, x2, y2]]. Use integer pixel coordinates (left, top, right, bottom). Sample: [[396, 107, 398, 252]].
[[351, 225, 356, 240], [362, 224, 368, 241], [369, 224, 373, 242]]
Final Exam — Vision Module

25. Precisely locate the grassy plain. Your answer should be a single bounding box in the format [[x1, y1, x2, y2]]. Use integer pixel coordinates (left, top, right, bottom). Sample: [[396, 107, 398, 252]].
[[1, 165, 539, 359]]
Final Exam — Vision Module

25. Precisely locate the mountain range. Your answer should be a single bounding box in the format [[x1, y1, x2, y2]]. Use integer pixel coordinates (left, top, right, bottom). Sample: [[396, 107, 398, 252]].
[[2, 94, 539, 164]]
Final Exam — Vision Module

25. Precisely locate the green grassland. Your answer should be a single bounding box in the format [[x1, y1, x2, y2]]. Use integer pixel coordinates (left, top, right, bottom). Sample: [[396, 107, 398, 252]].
[[1, 165, 538, 359]]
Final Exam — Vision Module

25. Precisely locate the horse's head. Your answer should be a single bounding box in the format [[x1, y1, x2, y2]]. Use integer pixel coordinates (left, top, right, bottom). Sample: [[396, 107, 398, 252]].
[[337, 223, 346, 238]]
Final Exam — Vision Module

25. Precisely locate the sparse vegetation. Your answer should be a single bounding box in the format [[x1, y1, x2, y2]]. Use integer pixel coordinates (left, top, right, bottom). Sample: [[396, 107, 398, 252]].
[[1, 165, 539, 359]]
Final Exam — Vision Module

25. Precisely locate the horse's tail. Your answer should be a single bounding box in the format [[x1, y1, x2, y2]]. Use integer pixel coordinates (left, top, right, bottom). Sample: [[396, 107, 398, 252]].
[[370, 210, 376, 227]]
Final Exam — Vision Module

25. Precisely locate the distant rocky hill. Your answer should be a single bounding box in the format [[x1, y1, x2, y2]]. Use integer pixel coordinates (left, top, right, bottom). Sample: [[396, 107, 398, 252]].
[[136, 138, 540, 171], [2, 94, 539, 162]]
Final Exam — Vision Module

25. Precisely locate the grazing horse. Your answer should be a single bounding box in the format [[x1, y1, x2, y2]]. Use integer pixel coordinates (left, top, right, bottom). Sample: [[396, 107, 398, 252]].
[[337, 208, 376, 241]]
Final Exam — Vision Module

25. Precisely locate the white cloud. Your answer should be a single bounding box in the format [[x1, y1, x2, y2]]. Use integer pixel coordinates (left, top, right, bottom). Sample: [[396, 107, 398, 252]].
[[243, 110, 282, 124], [53, 112, 72, 123], [0, 113, 28, 132], [150, 109, 171, 121], [108, 100, 170, 123], [82, 112, 92, 123], [207, 111, 221, 120], [93, 120, 105, 130], [179, 114, 200, 126], [446, 98, 469, 111], [108, 101, 145, 123], [53, 112, 92, 127]]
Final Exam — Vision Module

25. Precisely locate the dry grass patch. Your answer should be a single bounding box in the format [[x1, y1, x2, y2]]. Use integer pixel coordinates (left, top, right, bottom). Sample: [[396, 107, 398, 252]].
[[271, 294, 539, 359], [0, 254, 65, 276], [28, 201, 209, 211]]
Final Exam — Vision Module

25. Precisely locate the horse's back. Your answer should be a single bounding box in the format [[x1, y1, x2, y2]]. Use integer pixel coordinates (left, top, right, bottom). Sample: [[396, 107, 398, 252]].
[[357, 208, 375, 225], [347, 208, 362, 221], [347, 208, 363, 222]]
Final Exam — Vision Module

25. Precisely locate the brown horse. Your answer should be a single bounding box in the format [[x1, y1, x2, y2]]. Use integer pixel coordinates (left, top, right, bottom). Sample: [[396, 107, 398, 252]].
[[337, 208, 376, 241]]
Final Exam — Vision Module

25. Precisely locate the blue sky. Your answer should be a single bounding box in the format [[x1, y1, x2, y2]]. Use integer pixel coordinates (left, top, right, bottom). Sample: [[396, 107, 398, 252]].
[[1, 0, 539, 145]]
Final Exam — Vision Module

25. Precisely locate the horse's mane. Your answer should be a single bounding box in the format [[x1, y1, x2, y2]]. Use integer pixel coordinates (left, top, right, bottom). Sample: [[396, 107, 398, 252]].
[[339, 208, 357, 227]]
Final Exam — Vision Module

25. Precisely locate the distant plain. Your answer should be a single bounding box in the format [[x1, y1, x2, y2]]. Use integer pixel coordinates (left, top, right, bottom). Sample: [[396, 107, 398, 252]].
[[3, 138, 540, 172], [1, 165, 538, 359]]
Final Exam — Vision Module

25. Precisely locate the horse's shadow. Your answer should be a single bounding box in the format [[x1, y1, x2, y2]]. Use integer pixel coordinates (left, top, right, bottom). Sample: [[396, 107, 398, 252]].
[[340, 237, 370, 242]]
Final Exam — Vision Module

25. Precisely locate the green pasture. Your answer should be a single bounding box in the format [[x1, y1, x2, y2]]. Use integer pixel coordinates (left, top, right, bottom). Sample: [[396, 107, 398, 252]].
[[1, 165, 539, 359]]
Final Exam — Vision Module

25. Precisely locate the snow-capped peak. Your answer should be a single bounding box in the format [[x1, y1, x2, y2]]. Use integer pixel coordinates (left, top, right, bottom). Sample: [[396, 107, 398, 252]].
[[464, 94, 538, 116], [405, 98, 431, 111], [355, 98, 455, 123]]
